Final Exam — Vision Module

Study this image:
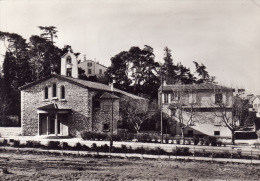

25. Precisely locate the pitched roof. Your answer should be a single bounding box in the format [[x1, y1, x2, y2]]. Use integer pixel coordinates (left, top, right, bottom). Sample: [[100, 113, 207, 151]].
[[99, 92, 120, 99], [37, 103, 71, 111], [160, 83, 234, 92], [19, 74, 146, 100]]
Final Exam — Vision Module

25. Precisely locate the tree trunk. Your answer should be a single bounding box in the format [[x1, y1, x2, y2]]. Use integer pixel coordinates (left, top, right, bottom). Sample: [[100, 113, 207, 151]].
[[181, 127, 185, 145]]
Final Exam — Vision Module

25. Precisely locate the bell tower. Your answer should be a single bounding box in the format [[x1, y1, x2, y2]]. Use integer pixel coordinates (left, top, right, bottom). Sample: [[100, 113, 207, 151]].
[[60, 47, 78, 78]]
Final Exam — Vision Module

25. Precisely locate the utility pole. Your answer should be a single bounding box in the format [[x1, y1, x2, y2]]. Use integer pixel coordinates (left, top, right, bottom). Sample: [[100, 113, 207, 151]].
[[160, 68, 163, 144]]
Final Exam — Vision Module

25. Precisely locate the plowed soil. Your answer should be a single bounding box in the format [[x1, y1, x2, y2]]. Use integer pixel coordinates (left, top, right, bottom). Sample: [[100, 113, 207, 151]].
[[1, 152, 260, 180]]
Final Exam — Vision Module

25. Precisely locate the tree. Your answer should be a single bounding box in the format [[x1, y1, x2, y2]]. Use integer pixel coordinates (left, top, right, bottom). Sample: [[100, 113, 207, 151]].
[[211, 88, 242, 145], [193, 61, 216, 84], [120, 98, 149, 133], [38, 26, 58, 45], [105, 51, 132, 91], [167, 86, 197, 144], [107, 45, 160, 98]]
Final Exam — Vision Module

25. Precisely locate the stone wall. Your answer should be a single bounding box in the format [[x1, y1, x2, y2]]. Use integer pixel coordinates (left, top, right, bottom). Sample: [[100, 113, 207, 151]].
[[0, 127, 21, 136], [21, 77, 91, 136]]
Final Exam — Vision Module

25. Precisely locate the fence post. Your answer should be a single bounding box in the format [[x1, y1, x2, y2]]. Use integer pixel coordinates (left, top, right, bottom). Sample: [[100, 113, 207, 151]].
[[61, 141, 63, 156], [211, 147, 213, 163], [193, 146, 195, 161], [251, 149, 253, 164]]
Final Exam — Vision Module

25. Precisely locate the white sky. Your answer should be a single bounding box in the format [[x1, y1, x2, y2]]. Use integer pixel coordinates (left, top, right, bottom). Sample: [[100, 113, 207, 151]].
[[0, 0, 260, 94]]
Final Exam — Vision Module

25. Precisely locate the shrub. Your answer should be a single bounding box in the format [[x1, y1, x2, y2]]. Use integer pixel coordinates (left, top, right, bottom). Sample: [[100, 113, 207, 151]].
[[154, 147, 166, 155], [74, 142, 83, 150], [100, 144, 109, 152], [172, 147, 191, 156], [135, 146, 146, 154], [216, 140, 222, 147], [194, 149, 211, 157], [61, 142, 71, 150], [176, 139, 180, 144], [193, 136, 199, 145], [199, 138, 204, 145], [210, 137, 217, 146], [203, 136, 210, 146], [13, 140, 20, 147], [47, 141, 60, 150], [26, 141, 42, 148], [91, 143, 97, 150]]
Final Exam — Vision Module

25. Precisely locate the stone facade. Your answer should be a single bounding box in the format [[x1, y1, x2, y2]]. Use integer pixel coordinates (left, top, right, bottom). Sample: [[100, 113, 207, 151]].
[[21, 76, 90, 136], [20, 74, 147, 137]]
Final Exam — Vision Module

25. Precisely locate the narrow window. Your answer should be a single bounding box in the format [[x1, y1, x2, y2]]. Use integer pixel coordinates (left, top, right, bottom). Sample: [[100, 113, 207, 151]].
[[214, 131, 220, 136], [53, 83, 57, 97], [215, 94, 223, 104], [103, 123, 109, 131], [67, 68, 72, 77], [164, 94, 169, 103], [99, 69, 102, 74], [93, 100, 100, 109], [67, 56, 71, 64], [44, 87, 48, 99], [61, 86, 65, 99], [88, 69, 92, 75], [87, 63, 92, 67]]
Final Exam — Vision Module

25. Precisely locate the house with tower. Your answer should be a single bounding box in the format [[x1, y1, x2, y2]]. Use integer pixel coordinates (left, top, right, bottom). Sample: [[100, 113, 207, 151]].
[[19, 48, 148, 137]]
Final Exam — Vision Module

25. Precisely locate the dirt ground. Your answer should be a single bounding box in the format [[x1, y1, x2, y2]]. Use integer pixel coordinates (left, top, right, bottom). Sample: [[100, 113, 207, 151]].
[[1, 152, 260, 181]]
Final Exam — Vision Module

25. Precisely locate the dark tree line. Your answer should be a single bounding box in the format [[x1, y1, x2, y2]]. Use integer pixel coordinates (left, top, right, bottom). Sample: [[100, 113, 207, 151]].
[[106, 46, 215, 99], [0, 26, 79, 117]]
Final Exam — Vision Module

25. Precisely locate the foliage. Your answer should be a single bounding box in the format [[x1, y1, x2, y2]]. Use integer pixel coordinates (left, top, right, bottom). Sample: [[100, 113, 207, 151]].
[[47, 141, 60, 149], [193, 136, 200, 145]]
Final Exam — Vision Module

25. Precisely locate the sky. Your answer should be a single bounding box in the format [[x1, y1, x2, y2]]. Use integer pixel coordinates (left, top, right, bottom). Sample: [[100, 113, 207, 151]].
[[0, 0, 260, 94]]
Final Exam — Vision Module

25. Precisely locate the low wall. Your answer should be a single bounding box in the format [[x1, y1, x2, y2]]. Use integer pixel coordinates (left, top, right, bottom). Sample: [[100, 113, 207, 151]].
[[0, 127, 21, 137]]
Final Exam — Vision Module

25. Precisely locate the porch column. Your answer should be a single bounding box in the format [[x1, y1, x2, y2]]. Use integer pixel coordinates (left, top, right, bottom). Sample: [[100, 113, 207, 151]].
[[47, 115, 49, 135], [38, 114, 40, 135], [55, 113, 58, 136]]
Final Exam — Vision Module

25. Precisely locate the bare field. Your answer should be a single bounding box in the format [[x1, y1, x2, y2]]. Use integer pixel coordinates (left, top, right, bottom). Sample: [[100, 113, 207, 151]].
[[1, 152, 260, 180]]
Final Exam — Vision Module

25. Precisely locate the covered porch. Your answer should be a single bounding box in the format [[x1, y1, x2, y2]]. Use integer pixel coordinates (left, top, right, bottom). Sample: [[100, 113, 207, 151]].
[[37, 104, 71, 136]]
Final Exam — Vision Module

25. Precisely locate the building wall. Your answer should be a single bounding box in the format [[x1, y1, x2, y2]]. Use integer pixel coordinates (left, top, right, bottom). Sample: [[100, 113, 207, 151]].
[[253, 97, 260, 118], [160, 89, 233, 137], [92, 98, 119, 134], [79, 60, 107, 77], [21, 77, 91, 136]]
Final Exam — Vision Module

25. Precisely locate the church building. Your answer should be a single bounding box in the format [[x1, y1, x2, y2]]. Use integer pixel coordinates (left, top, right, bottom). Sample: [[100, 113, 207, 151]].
[[19, 48, 148, 137]]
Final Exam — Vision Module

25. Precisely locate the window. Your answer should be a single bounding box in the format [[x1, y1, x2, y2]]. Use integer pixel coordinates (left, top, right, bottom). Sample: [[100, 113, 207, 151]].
[[103, 123, 109, 131], [67, 68, 72, 77], [254, 104, 257, 108], [67, 56, 71, 64], [93, 101, 100, 109], [87, 63, 92, 67], [164, 94, 169, 103], [44, 87, 48, 99], [189, 93, 196, 104], [214, 131, 220, 136], [171, 92, 179, 101], [88, 69, 92, 75], [61, 86, 65, 99], [52, 83, 57, 97], [99, 69, 102, 74], [215, 94, 223, 104]]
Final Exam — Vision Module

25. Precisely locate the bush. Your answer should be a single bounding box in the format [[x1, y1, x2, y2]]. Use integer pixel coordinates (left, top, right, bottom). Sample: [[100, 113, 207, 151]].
[[47, 141, 60, 149], [100, 144, 109, 152], [74, 142, 83, 150], [61, 142, 71, 150], [176, 139, 180, 144], [26, 141, 42, 148], [193, 136, 199, 145], [91, 143, 97, 150], [216, 140, 222, 147], [13, 140, 20, 147], [209, 137, 217, 146], [203, 136, 210, 146], [172, 147, 191, 156]]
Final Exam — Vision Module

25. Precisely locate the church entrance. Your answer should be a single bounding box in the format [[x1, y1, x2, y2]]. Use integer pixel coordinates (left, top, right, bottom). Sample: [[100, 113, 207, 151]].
[[37, 104, 71, 136]]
